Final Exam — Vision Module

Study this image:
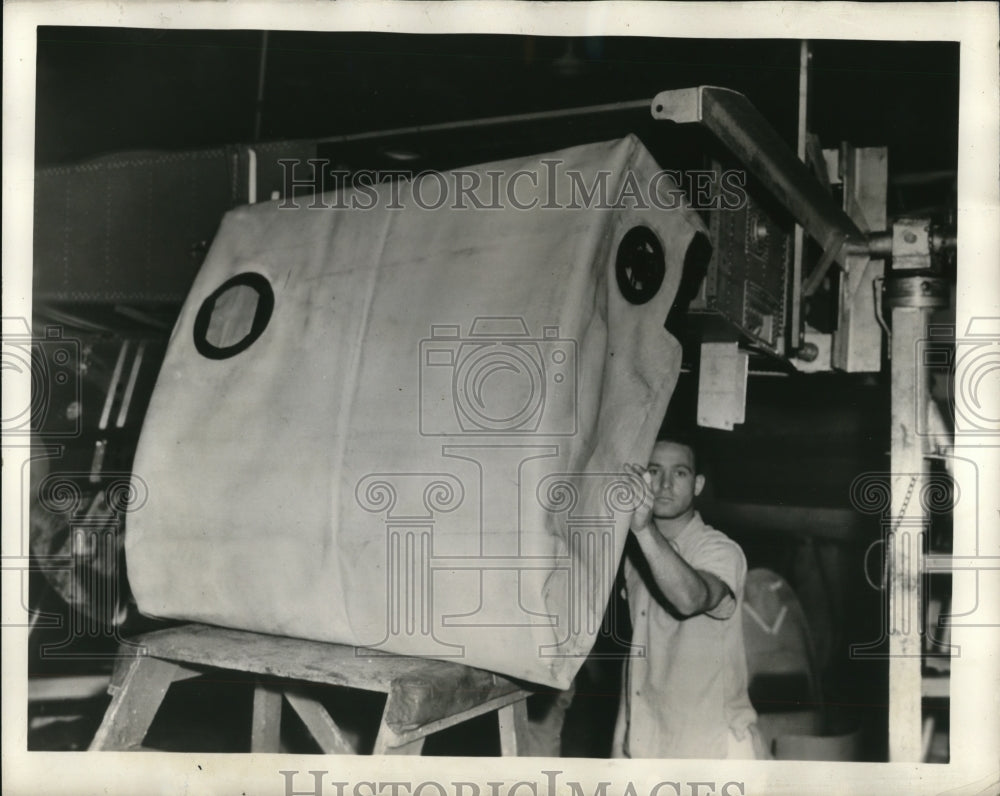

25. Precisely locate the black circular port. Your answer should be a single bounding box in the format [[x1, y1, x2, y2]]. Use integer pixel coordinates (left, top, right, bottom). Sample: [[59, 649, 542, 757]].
[[193, 272, 275, 360], [615, 226, 666, 305]]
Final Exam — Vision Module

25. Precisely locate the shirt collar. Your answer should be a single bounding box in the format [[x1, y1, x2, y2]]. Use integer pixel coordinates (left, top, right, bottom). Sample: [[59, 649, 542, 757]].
[[674, 510, 704, 544]]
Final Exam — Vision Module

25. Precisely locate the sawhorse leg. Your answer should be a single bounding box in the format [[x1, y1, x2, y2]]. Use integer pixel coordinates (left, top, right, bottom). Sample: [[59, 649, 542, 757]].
[[89, 652, 199, 750], [372, 692, 529, 756], [373, 717, 427, 755], [497, 699, 530, 756], [284, 688, 356, 754], [251, 682, 284, 752]]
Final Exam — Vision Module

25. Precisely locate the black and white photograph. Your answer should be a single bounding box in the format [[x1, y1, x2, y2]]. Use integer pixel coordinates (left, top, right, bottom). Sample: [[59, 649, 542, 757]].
[[3, 3, 998, 795]]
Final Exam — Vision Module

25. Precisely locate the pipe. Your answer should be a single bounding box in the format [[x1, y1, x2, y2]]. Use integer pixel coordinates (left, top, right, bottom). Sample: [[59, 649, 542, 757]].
[[253, 31, 269, 142], [311, 98, 651, 148]]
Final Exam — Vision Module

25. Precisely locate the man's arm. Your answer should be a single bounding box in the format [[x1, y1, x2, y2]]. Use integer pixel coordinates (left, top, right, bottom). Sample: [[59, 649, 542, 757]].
[[630, 523, 733, 617], [624, 461, 735, 617]]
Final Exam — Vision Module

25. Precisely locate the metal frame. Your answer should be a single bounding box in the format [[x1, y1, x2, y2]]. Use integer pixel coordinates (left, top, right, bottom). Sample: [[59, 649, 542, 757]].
[[651, 85, 865, 267], [650, 83, 951, 762]]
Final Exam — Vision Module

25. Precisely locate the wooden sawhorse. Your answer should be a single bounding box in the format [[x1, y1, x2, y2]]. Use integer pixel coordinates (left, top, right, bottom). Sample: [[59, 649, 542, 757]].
[[89, 623, 532, 754]]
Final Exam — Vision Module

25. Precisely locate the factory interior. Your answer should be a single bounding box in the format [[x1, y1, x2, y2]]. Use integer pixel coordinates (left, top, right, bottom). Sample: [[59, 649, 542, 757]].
[[23, 28, 961, 763]]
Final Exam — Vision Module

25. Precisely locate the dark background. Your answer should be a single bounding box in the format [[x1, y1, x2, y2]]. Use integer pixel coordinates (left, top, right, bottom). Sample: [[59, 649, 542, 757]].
[[35, 29, 959, 176]]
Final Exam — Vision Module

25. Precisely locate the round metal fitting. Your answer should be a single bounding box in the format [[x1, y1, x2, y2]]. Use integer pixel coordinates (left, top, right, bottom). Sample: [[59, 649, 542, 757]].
[[882, 275, 949, 309]]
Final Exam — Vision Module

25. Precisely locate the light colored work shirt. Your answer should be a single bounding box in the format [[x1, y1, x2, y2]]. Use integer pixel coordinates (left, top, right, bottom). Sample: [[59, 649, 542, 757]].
[[612, 511, 760, 759]]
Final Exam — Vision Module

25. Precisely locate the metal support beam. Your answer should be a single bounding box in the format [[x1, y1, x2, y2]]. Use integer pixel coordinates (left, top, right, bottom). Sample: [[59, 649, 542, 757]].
[[833, 146, 889, 372], [888, 304, 931, 761], [791, 41, 811, 350], [312, 99, 649, 148], [833, 254, 884, 372], [651, 86, 865, 267]]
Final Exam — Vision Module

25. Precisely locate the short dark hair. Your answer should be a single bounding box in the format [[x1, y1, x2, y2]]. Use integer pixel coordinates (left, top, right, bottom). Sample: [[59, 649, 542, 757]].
[[655, 433, 699, 474]]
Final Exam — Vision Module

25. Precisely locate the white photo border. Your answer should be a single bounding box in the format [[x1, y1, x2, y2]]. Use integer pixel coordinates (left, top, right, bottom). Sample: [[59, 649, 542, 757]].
[[3, 2, 998, 795]]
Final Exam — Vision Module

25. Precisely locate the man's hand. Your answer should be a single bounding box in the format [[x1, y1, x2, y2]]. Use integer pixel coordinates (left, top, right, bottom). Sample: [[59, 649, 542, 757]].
[[624, 462, 655, 532]]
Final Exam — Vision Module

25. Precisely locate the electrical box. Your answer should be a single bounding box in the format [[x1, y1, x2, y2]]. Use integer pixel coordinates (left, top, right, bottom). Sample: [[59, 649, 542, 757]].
[[688, 166, 793, 358]]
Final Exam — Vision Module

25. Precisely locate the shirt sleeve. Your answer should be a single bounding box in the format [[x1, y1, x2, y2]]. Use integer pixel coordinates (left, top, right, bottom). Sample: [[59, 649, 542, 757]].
[[684, 529, 747, 620]]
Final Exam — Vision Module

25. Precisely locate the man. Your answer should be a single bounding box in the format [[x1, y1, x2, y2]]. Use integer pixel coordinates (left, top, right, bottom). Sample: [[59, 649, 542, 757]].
[[612, 437, 766, 759]]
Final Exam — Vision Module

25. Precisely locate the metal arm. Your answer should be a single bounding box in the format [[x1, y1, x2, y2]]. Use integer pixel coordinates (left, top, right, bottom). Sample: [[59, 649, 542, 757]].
[[651, 86, 865, 268]]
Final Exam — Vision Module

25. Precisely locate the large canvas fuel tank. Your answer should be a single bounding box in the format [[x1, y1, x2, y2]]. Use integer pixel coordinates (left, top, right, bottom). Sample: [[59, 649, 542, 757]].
[[125, 134, 708, 688]]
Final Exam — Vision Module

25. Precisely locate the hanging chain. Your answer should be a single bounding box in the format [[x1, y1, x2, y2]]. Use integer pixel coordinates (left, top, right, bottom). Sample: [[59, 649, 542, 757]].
[[879, 474, 918, 591]]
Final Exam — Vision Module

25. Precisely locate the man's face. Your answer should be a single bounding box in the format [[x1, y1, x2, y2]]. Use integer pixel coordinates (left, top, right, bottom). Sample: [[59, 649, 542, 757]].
[[647, 441, 705, 521]]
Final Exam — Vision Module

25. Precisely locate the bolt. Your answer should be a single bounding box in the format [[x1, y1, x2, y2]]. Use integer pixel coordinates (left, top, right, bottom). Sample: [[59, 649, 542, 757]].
[[797, 342, 819, 362], [754, 220, 770, 244]]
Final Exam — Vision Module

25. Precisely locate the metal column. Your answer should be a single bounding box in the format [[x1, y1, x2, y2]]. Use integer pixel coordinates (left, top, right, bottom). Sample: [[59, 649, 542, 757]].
[[886, 275, 948, 761], [888, 304, 928, 761]]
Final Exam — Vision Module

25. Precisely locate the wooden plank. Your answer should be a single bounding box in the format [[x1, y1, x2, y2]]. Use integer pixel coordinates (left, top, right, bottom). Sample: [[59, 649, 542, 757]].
[[497, 698, 530, 756], [389, 690, 530, 747], [136, 624, 517, 696], [385, 669, 521, 733], [29, 674, 110, 702], [107, 647, 141, 694], [251, 683, 283, 752], [88, 656, 180, 750], [284, 689, 356, 754]]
